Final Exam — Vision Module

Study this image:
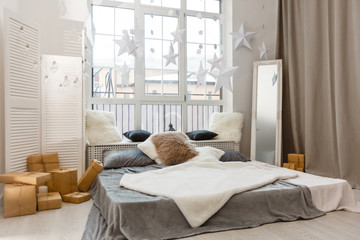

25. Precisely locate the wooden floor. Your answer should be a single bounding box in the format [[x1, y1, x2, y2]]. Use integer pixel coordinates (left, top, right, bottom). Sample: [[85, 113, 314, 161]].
[[0, 191, 359, 240]]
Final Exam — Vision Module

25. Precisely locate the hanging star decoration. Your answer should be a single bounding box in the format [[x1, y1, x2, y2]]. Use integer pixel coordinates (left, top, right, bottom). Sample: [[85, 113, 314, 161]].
[[171, 26, 185, 44], [258, 41, 269, 59], [114, 31, 130, 56], [209, 64, 239, 93], [163, 43, 178, 66], [230, 23, 256, 50], [196, 61, 208, 87], [121, 62, 131, 87], [126, 37, 139, 57], [114, 30, 139, 57], [207, 53, 223, 71]]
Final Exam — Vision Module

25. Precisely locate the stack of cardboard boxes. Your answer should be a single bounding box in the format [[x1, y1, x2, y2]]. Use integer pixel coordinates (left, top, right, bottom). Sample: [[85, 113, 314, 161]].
[[0, 153, 103, 218], [283, 153, 305, 172]]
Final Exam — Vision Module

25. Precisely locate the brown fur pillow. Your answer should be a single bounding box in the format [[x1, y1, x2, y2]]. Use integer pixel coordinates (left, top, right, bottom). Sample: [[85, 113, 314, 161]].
[[151, 132, 198, 165]]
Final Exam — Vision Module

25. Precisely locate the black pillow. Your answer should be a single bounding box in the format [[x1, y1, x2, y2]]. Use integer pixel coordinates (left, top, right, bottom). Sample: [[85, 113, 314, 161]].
[[123, 130, 151, 142], [185, 130, 218, 140], [103, 148, 155, 169], [220, 150, 250, 162]]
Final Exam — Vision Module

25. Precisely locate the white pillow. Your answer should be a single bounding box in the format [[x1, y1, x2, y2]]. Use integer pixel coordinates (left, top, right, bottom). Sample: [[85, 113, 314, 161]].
[[86, 110, 122, 144], [209, 112, 244, 142], [188, 146, 225, 162]]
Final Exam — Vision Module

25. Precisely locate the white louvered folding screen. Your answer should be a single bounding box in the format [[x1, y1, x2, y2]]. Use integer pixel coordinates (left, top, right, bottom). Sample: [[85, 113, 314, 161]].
[[4, 11, 40, 172], [41, 55, 84, 176]]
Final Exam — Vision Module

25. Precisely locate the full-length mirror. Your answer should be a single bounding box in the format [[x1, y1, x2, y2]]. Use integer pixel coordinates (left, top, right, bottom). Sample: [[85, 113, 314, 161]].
[[251, 60, 282, 166]]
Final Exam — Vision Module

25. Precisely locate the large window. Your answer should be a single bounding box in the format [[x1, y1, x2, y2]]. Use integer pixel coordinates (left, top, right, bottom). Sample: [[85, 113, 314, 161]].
[[89, 0, 223, 133]]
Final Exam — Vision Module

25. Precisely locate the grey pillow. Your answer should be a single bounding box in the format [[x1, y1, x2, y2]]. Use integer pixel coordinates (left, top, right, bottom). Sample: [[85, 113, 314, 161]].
[[219, 150, 250, 162], [103, 148, 155, 169]]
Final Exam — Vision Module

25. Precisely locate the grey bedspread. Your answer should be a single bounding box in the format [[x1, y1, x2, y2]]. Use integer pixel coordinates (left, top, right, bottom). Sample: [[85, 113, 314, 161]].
[[82, 165, 324, 240]]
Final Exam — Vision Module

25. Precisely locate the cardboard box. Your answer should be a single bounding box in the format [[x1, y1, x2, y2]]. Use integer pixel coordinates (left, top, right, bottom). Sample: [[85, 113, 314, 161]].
[[27, 154, 45, 172], [288, 153, 305, 170], [42, 153, 60, 172], [283, 163, 295, 170], [48, 168, 77, 196], [4, 184, 36, 218], [62, 192, 91, 204], [0, 172, 51, 186], [37, 192, 62, 211], [78, 160, 103, 192]]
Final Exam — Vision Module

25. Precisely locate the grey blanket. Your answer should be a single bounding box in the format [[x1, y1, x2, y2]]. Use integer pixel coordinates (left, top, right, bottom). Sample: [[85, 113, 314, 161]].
[[82, 165, 324, 240]]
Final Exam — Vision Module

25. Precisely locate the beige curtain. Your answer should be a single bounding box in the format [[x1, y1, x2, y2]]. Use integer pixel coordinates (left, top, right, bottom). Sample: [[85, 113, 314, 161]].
[[276, 0, 360, 188]]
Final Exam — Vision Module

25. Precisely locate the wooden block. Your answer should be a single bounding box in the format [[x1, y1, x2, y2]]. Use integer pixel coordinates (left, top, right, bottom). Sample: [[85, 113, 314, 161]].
[[296, 167, 304, 172]]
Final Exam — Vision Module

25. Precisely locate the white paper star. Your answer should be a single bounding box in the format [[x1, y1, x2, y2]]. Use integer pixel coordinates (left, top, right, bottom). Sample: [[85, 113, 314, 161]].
[[126, 37, 139, 57], [114, 31, 130, 56], [196, 61, 208, 87], [207, 53, 223, 71], [209, 65, 239, 93], [230, 23, 256, 50], [258, 41, 269, 59], [163, 43, 178, 66], [121, 62, 131, 87], [171, 26, 185, 44]]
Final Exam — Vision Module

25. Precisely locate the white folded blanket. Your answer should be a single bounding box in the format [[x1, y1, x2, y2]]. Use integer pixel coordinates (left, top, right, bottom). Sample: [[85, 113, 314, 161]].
[[120, 161, 297, 227]]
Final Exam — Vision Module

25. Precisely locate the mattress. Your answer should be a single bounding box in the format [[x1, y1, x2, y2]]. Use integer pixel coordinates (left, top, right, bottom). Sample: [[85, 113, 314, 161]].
[[82, 163, 325, 240]]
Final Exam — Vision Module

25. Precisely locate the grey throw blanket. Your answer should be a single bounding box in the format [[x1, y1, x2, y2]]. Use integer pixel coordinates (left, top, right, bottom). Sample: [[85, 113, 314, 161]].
[[82, 165, 324, 240]]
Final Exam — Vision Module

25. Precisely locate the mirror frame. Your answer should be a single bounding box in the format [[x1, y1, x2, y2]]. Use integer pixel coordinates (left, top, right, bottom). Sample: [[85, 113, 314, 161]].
[[250, 59, 283, 166]]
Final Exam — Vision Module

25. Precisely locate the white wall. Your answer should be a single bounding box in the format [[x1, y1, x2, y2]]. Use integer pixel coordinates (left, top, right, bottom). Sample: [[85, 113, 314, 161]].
[[230, 0, 278, 157]]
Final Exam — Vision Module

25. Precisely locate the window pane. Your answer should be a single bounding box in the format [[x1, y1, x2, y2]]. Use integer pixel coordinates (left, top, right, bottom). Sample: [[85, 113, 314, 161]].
[[115, 8, 134, 36], [205, 0, 221, 13], [206, 18, 220, 44], [187, 105, 221, 131], [141, 0, 161, 7], [141, 0, 180, 8], [187, 0, 204, 12], [187, 74, 205, 100], [93, 35, 114, 67], [92, 67, 115, 98], [114, 68, 135, 99], [162, 0, 181, 9], [163, 16, 178, 41], [141, 104, 182, 133], [145, 70, 162, 96], [145, 39, 162, 69], [92, 6, 114, 35], [163, 71, 179, 96], [186, 16, 205, 43], [144, 14, 162, 39], [92, 104, 135, 134]]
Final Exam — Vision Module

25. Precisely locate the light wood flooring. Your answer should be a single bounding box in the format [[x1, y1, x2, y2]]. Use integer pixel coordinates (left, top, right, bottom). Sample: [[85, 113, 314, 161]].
[[0, 191, 359, 240]]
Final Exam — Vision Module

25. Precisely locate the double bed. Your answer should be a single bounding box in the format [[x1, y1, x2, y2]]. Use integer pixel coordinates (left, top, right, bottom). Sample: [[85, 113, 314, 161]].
[[82, 141, 360, 240]]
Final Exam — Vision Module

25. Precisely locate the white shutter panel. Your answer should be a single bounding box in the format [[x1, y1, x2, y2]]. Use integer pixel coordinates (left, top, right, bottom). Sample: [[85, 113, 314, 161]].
[[41, 55, 84, 175], [4, 11, 40, 172]]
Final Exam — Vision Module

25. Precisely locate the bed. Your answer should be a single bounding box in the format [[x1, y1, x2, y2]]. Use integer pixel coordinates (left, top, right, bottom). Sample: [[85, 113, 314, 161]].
[[82, 139, 360, 240]]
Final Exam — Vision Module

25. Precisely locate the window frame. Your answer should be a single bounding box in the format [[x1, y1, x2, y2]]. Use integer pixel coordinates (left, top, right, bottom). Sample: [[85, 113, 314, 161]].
[[87, 0, 225, 132]]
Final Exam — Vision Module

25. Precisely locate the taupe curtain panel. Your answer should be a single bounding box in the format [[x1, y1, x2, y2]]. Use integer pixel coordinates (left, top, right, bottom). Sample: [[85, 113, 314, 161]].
[[276, 0, 360, 188]]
